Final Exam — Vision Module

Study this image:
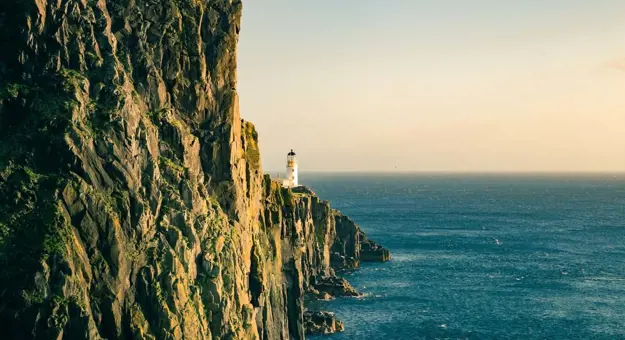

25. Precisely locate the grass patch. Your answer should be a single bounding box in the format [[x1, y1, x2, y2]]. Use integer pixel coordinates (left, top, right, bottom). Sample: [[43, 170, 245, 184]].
[[159, 156, 185, 174]]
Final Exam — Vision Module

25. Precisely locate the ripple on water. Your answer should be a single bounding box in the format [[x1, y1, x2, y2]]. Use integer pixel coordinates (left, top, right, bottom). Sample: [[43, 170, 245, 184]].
[[306, 174, 625, 340]]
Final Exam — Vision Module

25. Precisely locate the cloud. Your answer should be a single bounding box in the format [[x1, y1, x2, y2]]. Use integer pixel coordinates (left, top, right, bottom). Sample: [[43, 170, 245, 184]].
[[604, 58, 625, 72]]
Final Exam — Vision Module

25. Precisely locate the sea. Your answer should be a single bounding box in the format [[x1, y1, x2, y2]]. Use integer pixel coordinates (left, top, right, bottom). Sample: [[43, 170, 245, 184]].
[[304, 173, 625, 340]]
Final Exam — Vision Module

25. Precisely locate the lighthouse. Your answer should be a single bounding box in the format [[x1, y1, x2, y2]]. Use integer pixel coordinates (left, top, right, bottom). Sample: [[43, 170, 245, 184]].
[[283, 149, 298, 188]]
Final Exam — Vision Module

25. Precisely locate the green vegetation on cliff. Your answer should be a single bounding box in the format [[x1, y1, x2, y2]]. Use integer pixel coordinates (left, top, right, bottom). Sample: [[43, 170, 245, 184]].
[[0, 0, 389, 339]]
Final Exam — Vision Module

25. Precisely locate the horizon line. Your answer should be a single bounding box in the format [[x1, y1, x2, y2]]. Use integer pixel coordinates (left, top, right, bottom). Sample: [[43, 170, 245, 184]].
[[265, 169, 625, 175]]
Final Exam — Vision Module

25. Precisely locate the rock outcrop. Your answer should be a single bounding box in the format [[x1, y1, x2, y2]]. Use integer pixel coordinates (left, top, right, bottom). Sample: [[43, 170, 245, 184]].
[[332, 213, 392, 270], [0, 0, 389, 339], [312, 276, 360, 298], [361, 239, 392, 262], [303, 311, 344, 335]]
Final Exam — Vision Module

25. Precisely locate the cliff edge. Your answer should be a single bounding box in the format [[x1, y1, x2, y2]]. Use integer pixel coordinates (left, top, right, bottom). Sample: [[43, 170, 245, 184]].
[[0, 0, 389, 339]]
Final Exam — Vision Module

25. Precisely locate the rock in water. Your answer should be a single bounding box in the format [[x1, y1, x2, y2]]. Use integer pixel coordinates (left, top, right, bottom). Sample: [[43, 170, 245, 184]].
[[361, 238, 392, 262], [304, 311, 345, 335], [313, 275, 361, 298], [0, 0, 389, 339]]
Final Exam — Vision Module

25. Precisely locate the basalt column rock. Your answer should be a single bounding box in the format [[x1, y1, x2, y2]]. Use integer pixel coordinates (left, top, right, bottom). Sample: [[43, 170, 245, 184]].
[[0, 1, 389, 339]]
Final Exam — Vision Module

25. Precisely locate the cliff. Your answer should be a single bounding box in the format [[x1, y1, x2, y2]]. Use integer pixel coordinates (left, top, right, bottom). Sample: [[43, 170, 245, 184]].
[[0, 0, 389, 339]]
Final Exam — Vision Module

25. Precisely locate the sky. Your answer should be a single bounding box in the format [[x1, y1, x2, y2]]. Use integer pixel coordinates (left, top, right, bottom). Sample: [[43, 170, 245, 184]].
[[237, 0, 625, 172]]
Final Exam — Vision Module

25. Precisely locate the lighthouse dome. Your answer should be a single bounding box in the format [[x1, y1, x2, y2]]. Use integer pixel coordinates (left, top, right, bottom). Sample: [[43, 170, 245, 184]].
[[287, 149, 296, 156]]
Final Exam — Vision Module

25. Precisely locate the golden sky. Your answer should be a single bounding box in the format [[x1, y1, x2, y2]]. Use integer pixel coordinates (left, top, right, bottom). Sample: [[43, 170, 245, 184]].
[[238, 1, 625, 172]]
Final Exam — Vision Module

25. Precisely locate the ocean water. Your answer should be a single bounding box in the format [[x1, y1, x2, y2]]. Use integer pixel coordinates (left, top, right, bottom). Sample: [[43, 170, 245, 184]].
[[303, 173, 625, 340]]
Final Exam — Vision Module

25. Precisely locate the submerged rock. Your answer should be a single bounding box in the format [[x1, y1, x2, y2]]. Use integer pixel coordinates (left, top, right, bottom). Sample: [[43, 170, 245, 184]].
[[304, 311, 345, 335]]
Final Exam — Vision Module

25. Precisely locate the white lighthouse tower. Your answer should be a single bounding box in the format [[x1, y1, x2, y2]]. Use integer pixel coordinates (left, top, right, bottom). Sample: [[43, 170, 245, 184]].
[[283, 149, 298, 188]]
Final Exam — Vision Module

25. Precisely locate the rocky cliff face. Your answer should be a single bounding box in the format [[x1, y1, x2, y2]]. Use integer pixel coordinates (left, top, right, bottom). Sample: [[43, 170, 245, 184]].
[[0, 1, 389, 339]]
